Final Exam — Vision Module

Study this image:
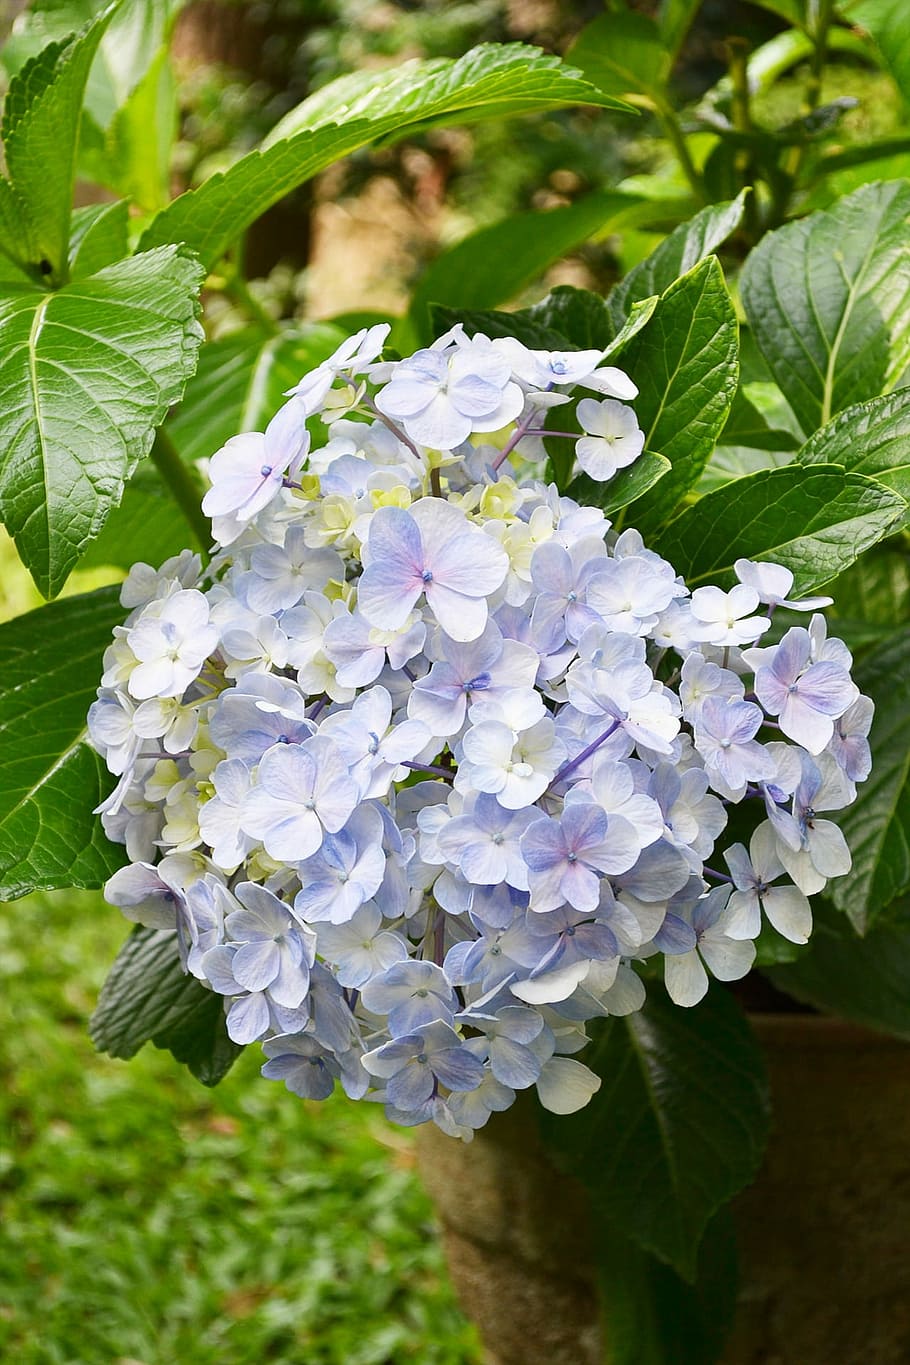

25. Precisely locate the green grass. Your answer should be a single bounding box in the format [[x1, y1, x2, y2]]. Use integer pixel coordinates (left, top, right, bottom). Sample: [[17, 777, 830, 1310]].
[[0, 890, 483, 1365]]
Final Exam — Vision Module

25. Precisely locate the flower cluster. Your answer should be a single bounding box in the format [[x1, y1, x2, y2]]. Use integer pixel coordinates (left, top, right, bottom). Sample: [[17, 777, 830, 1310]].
[[90, 322, 870, 1139]]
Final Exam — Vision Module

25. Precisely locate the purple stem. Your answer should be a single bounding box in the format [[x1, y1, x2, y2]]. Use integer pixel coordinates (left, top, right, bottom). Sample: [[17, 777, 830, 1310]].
[[492, 406, 544, 471], [402, 760, 455, 780], [703, 866, 735, 884], [546, 718, 621, 792]]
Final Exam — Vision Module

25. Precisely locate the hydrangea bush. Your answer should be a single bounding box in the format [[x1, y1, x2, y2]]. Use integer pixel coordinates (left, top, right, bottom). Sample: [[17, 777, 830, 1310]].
[[89, 322, 870, 1139]]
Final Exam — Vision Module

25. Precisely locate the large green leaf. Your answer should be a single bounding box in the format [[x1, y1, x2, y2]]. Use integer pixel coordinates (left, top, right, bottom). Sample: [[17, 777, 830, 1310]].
[[540, 984, 769, 1279], [619, 256, 739, 534], [654, 465, 906, 592], [0, 245, 204, 597], [139, 44, 631, 269], [0, 7, 115, 284], [766, 898, 910, 1037], [167, 322, 346, 465], [567, 10, 670, 104], [0, 586, 126, 899], [606, 192, 747, 330], [595, 1210, 738, 1365], [798, 387, 910, 507], [407, 191, 640, 347], [740, 180, 910, 437], [91, 926, 243, 1086], [827, 629, 910, 931]]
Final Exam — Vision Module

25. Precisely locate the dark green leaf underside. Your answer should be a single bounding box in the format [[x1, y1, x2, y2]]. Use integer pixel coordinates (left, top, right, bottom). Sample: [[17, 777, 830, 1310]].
[[0, 586, 126, 898]]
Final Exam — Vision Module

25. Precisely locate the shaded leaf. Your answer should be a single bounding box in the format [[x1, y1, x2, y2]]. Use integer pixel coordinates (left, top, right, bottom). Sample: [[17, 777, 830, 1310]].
[[719, 387, 800, 452], [539, 984, 769, 1278], [430, 302, 570, 351], [91, 926, 243, 1086], [167, 322, 346, 465], [408, 191, 639, 347], [567, 11, 669, 102], [828, 629, 910, 931], [766, 898, 910, 1036], [140, 44, 630, 269], [78, 461, 194, 571], [740, 180, 910, 436], [0, 245, 204, 597], [694, 445, 793, 497], [825, 544, 910, 651], [595, 1209, 738, 1365], [654, 465, 906, 592], [0, 587, 126, 899]]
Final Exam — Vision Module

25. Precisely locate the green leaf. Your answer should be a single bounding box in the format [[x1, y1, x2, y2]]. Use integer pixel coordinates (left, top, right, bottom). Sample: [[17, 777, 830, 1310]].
[[798, 387, 910, 507], [430, 302, 570, 351], [596, 1209, 738, 1365], [827, 629, 910, 931], [567, 10, 669, 103], [91, 926, 243, 1086], [1, 0, 185, 130], [78, 461, 194, 571], [0, 245, 204, 597], [619, 256, 739, 534], [431, 289, 659, 359], [139, 44, 630, 270], [0, 7, 116, 284], [407, 191, 640, 346], [523, 284, 614, 350], [567, 451, 671, 516], [67, 199, 129, 279], [719, 387, 800, 453], [658, 0, 704, 63], [0, 586, 126, 900], [740, 180, 910, 437], [606, 192, 747, 331], [167, 322, 346, 465], [846, 1, 910, 106], [654, 465, 907, 592], [540, 984, 770, 1278], [825, 544, 910, 651], [695, 445, 793, 497], [765, 898, 910, 1037], [100, 43, 176, 212]]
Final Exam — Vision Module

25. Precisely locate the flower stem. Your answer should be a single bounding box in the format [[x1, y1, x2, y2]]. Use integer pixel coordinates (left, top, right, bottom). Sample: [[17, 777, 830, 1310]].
[[151, 427, 211, 562], [402, 760, 455, 781], [546, 718, 621, 791]]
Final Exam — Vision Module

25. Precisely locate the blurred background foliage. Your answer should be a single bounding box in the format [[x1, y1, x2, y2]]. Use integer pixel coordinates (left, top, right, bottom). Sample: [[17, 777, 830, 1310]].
[[2, 0, 910, 1358]]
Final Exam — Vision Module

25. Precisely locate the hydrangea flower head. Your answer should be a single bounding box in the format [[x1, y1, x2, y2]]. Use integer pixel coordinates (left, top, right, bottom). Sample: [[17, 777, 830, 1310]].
[[89, 319, 869, 1142]]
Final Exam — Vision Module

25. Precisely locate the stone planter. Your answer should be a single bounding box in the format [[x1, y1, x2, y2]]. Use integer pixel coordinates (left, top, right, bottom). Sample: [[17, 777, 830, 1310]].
[[416, 1016, 910, 1365]]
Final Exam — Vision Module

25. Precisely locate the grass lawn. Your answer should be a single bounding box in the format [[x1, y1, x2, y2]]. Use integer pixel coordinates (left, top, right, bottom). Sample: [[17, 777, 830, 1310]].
[[0, 533, 482, 1363], [0, 888, 483, 1364]]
